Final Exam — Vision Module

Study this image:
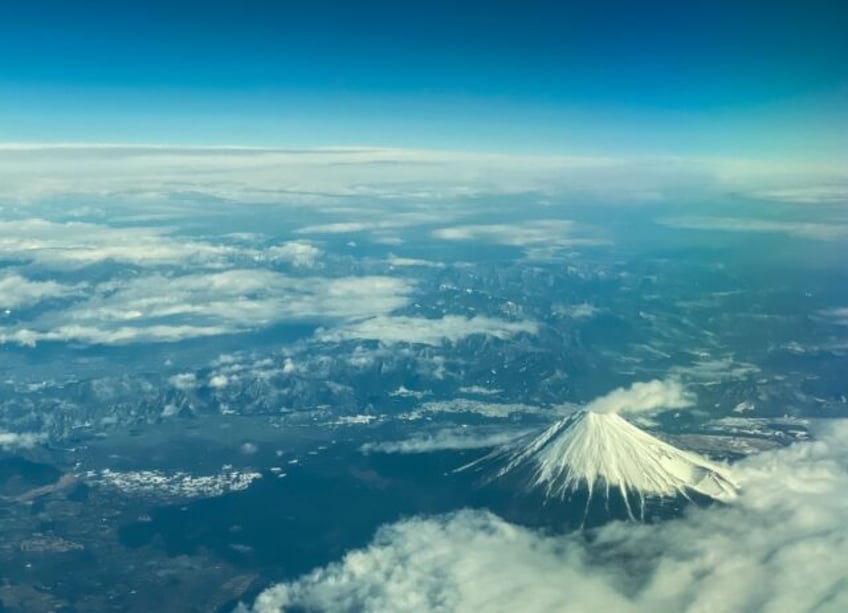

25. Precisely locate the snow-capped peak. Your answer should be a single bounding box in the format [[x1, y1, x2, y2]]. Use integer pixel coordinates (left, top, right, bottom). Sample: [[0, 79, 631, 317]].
[[467, 409, 738, 520]]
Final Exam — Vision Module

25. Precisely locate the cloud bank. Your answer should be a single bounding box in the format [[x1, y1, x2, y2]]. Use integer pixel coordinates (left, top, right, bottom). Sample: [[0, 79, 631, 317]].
[[0, 219, 237, 267], [3, 144, 843, 210], [1, 271, 413, 346]]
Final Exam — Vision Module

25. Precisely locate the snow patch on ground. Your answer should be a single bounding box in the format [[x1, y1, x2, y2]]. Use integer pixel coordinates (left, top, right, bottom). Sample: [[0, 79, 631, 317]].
[[84, 468, 262, 501]]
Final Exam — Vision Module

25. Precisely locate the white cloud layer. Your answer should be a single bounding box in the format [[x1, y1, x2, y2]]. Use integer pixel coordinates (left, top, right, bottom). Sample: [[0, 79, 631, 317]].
[[0, 219, 237, 267], [585, 379, 694, 415], [1, 271, 412, 346], [316, 315, 538, 346], [2, 145, 844, 209], [0, 273, 83, 308], [433, 220, 607, 251], [249, 420, 848, 613], [658, 216, 848, 240]]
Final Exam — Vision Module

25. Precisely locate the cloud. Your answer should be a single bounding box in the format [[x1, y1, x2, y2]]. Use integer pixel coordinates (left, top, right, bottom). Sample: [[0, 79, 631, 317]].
[[433, 220, 607, 251], [360, 428, 533, 454], [2, 145, 845, 220], [296, 214, 442, 236], [0, 218, 238, 267], [585, 379, 694, 415], [406, 398, 562, 420], [552, 303, 599, 319], [658, 216, 848, 240], [294, 212, 460, 244], [316, 315, 538, 346], [752, 185, 848, 205], [386, 255, 446, 269], [458, 386, 502, 396], [168, 372, 198, 391], [0, 273, 84, 309], [670, 355, 760, 385], [0, 145, 675, 206], [250, 509, 631, 613], [0, 430, 46, 450], [209, 374, 229, 389], [1, 271, 413, 346], [265, 241, 322, 268], [249, 420, 848, 613], [296, 221, 395, 235], [820, 307, 848, 326], [2, 324, 235, 346]]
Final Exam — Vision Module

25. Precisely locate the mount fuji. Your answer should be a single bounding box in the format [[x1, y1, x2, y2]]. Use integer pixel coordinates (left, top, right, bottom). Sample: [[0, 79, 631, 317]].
[[463, 408, 738, 522]]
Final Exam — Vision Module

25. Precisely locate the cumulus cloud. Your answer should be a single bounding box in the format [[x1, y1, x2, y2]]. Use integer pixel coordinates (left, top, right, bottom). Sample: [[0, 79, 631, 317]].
[[658, 216, 848, 240], [1, 271, 413, 346], [316, 315, 538, 346], [585, 379, 694, 415], [209, 374, 229, 389], [249, 420, 848, 613]]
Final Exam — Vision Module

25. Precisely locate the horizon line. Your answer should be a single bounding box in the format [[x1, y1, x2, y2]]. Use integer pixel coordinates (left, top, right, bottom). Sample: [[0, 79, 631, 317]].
[[3, 141, 845, 168]]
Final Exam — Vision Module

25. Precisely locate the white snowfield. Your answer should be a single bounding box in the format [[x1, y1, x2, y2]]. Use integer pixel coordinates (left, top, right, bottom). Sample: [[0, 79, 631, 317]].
[[84, 468, 262, 502], [477, 409, 738, 519]]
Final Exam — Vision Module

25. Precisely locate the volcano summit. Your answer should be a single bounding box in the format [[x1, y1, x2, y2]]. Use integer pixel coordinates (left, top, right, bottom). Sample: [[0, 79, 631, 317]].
[[466, 407, 738, 522]]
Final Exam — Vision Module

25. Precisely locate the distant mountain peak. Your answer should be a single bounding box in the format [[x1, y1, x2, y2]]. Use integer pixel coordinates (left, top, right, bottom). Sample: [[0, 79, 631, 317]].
[[465, 409, 738, 521]]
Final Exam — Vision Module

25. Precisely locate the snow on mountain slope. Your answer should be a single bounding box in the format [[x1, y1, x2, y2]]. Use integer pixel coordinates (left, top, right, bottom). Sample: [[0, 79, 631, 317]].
[[465, 409, 738, 520]]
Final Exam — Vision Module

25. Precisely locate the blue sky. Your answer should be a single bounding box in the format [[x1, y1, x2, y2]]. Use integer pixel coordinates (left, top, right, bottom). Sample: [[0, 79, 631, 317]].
[[1, 0, 846, 157]]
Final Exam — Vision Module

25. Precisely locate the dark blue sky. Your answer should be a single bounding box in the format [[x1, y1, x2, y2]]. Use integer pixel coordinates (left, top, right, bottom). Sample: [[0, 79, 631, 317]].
[[1, 0, 846, 156]]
